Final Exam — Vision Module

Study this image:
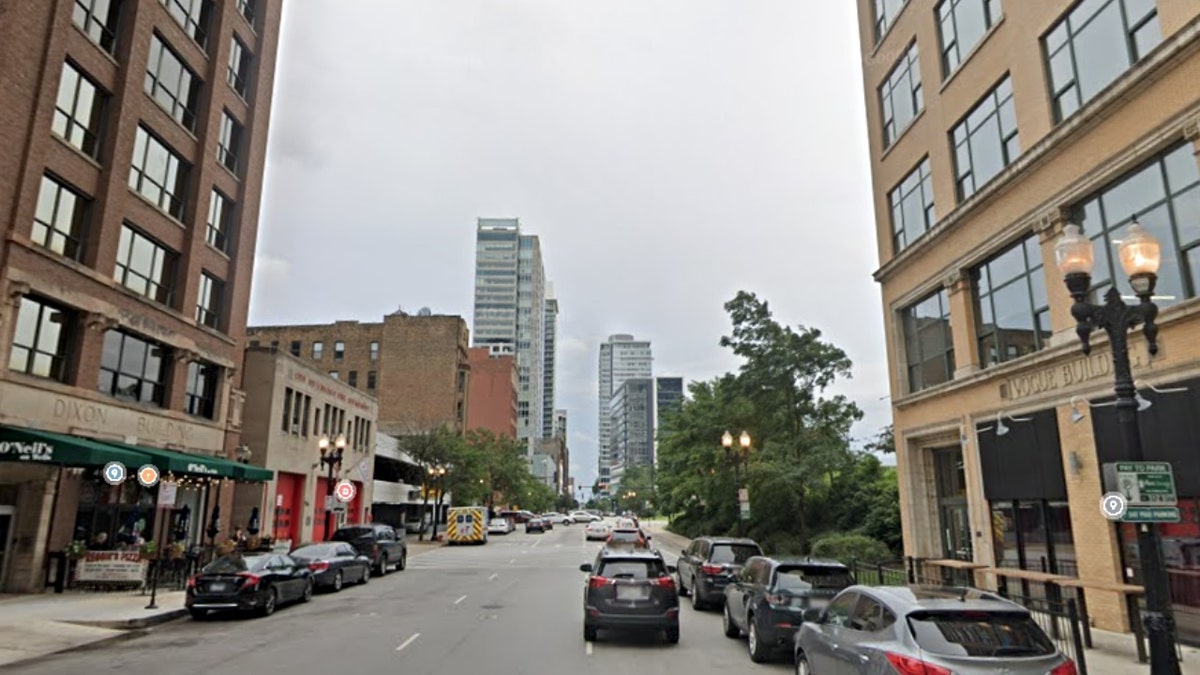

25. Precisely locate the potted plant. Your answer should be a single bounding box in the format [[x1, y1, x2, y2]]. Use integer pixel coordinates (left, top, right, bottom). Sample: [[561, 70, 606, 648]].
[[216, 539, 237, 556], [246, 534, 262, 551], [139, 540, 157, 559], [167, 541, 186, 560], [66, 540, 88, 560]]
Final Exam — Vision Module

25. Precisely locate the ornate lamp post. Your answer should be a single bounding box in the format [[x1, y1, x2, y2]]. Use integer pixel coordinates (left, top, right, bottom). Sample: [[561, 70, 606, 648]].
[[1054, 219, 1180, 675], [721, 430, 752, 536], [428, 465, 447, 540], [318, 433, 346, 540]]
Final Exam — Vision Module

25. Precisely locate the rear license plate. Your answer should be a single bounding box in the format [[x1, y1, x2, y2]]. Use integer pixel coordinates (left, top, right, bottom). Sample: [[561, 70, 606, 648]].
[[208, 583, 228, 592], [616, 585, 650, 600]]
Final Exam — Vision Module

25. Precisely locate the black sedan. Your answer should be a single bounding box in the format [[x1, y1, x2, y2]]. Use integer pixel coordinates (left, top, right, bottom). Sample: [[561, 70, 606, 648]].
[[526, 518, 546, 533], [186, 553, 314, 619], [289, 542, 372, 592]]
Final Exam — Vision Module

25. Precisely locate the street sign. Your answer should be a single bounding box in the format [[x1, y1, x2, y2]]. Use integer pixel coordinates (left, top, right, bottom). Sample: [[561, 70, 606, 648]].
[[334, 480, 357, 503], [1123, 506, 1181, 523], [739, 501, 751, 520], [1103, 462, 1177, 506], [157, 481, 178, 508], [324, 495, 335, 510]]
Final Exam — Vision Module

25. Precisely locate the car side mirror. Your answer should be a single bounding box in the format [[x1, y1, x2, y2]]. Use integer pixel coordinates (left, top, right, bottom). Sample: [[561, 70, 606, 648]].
[[666, 565, 677, 574], [802, 607, 823, 623], [579, 563, 593, 573], [681, 549, 687, 557]]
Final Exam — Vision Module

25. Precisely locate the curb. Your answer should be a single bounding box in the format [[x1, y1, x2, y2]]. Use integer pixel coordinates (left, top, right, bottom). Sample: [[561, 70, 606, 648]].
[[64, 608, 188, 630], [0, 627, 148, 671]]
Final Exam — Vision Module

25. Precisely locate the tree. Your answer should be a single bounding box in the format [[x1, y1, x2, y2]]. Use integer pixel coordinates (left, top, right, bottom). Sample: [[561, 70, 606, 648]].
[[464, 429, 530, 509], [864, 424, 895, 454], [399, 425, 461, 541]]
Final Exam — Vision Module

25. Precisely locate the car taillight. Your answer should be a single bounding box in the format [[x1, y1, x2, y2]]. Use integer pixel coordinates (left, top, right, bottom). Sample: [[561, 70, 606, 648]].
[[372, 544, 380, 556], [237, 572, 261, 588], [1050, 660, 1078, 675], [588, 576, 611, 589], [652, 576, 675, 589], [765, 593, 786, 605], [186, 575, 198, 589], [700, 564, 724, 575], [309, 561, 330, 572], [884, 652, 952, 675]]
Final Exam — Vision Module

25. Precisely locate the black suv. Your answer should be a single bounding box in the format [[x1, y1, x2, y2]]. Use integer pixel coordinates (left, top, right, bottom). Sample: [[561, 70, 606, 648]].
[[580, 548, 680, 644], [723, 557, 854, 662], [675, 536, 762, 610], [330, 523, 407, 575]]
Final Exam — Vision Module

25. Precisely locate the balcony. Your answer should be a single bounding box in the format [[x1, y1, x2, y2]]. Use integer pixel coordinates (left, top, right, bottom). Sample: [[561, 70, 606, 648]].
[[372, 480, 422, 504]]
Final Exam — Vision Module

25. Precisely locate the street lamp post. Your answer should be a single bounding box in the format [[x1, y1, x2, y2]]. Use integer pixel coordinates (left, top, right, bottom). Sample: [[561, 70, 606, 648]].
[[318, 433, 346, 541], [721, 430, 752, 537], [428, 465, 446, 541], [1055, 219, 1180, 675]]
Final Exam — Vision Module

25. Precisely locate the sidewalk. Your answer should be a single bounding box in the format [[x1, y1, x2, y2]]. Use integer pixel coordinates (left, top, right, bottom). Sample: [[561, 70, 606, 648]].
[[0, 540, 444, 669], [642, 522, 1200, 674]]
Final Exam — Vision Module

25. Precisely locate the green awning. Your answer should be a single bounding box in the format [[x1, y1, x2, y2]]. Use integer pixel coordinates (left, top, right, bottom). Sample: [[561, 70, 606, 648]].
[[0, 426, 149, 468], [94, 439, 242, 479], [235, 464, 274, 482]]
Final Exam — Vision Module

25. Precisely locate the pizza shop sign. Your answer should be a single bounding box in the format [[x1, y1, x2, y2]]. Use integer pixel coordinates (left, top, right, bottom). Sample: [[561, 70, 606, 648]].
[[0, 441, 54, 462]]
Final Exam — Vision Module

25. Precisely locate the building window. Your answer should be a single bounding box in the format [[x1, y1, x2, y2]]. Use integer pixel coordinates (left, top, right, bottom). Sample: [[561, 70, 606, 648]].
[[329, 371, 339, 380], [129, 126, 189, 218], [114, 223, 177, 305], [282, 387, 293, 432], [312, 341, 324, 359], [889, 157, 935, 254], [1045, 0, 1160, 123], [901, 288, 955, 392], [937, 0, 1002, 77], [289, 341, 301, 357], [990, 500, 1076, 577], [53, 62, 106, 157], [73, 0, 120, 53], [184, 360, 218, 419], [145, 34, 201, 131], [348, 370, 358, 387], [161, 0, 212, 47], [334, 341, 345, 360], [879, 42, 923, 147], [9, 296, 71, 381], [951, 75, 1019, 201], [873, 0, 907, 42], [196, 272, 223, 330], [973, 235, 1050, 367], [228, 37, 251, 97], [367, 371, 376, 389], [98, 329, 167, 405], [205, 189, 233, 253], [369, 341, 379, 361], [1075, 143, 1200, 309], [236, 0, 255, 25], [32, 175, 89, 260], [217, 111, 242, 175], [301, 395, 311, 436]]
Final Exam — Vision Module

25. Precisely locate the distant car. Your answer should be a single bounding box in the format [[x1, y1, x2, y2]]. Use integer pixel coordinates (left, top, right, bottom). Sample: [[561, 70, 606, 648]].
[[543, 513, 574, 525], [570, 511, 601, 523], [526, 517, 546, 534], [488, 518, 514, 535], [330, 523, 407, 575], [538, 515, 554, 530], [606, 527, 649, 549], [676, 537, 763, 610], [723, 557, 855, 662], [186, 553, 313, 619], [581, 547, 680, 644], [288, 542, 372, 592], [584, 520, 611, 541], [794, 585, 1078, 675]]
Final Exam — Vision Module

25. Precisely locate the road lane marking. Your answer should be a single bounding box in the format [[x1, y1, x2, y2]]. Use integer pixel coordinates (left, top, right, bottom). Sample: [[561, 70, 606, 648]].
[[489, 573, 499, 580], [586, 641, 593, 655], [509, 558, 516, 564], [454, 595, 468, 605], [396, 633, 420, 652], [532, 537, 542, 548]]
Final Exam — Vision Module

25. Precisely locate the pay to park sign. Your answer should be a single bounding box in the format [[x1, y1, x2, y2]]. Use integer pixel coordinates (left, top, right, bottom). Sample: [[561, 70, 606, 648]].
[[1103, 461, 1181, 523]]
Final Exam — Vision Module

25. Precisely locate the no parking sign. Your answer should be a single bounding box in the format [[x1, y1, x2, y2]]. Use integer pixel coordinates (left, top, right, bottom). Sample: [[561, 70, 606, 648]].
[[334, 480, 356, 503]]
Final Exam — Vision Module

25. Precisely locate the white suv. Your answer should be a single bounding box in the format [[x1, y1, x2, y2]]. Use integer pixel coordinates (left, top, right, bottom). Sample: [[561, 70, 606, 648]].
[[570, 511, 601, 523]]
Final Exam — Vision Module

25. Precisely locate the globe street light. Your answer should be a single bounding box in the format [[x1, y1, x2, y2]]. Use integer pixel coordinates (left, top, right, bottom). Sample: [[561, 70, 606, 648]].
[[1055, 219, 1178, 675], [722, 430, 752, 536], [428, 465, 447, 540], [318, 433, 347, 540]]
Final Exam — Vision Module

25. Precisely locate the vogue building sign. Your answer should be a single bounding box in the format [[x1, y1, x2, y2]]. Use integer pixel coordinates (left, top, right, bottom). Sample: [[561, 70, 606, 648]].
[[1000, 350, 1151, 400]]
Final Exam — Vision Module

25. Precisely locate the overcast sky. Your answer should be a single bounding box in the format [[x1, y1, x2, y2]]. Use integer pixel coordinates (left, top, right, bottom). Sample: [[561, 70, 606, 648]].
[[248, 1, 892, 492]]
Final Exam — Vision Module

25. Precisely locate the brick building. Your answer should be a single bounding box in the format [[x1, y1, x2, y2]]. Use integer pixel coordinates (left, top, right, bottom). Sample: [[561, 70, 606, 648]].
[[465, 347, 518, 439], [246, 310, 471, 436], [857, 0, 1200, 641], [0, 1, 281, 592], [235, 347, 378, 546]]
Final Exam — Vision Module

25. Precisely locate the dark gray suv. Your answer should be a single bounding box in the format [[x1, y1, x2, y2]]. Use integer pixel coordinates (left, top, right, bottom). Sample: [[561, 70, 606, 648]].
[[331, 523, 407, 575], [580, 548, 680, 644], [675, 536, 763, 610]]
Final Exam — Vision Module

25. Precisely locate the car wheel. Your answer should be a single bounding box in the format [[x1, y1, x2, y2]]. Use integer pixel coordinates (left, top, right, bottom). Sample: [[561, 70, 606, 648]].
[[723, 603, 741, 638], [360, 564, 371, 584], [584, 625, 597, 642], [301, 579, 314, 603], [665, 625, 680, 644], [188, 608, 208, 620], [795, 651, 810, 675], [691, 584, 705, 610], [748, 615, 769, 663], [260, 587, 277, 617], [378, 554, 389, 576], [398, 551, 407, 570], [676, 571, 689, 597], [332, 570, 344, 592]]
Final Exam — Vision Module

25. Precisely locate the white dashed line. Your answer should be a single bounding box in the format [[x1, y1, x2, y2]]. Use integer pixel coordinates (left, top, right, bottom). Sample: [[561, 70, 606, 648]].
[[489, 573, 499, 580], [396, 633, 420, 652], [454, 594, 468, 605], [509, 558, 516, 564], [586, 641, 593, 656]]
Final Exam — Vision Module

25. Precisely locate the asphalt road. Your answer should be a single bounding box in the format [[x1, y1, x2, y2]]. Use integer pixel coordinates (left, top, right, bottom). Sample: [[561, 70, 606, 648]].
[[8, 522, 793, 675]]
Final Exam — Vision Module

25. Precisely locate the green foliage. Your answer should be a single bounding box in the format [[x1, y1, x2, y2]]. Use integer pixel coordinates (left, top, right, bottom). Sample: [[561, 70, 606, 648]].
[[809, 533, 893, 564]]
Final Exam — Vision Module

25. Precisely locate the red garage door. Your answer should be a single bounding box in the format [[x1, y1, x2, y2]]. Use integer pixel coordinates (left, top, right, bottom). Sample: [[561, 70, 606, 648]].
[[273, 472, 304, 545], [347, 481, 364, 525], [313, 477, 330, 542]]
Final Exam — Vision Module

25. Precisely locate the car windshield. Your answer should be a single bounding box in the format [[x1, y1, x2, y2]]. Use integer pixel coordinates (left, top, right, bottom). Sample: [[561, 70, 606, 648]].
[[291, 544, 337, 558], [775, 566, 854, 591], [609, 530, 640, 542], [202, 555, 266, 574], [598, 559, 665, 579], [489, 519, 506, 526], [331, 527, 373, 542], [710, 544, 760, 564], [907, 611, 1057, 657]]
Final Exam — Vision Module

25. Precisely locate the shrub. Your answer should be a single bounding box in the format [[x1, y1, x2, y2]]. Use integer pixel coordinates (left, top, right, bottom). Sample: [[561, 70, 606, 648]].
[[809, 532, 892, 564], [758, 532, 806, 556]]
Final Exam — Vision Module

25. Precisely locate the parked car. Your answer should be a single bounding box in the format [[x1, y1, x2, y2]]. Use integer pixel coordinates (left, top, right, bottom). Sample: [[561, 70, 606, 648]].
[[606, 527, 649, 549], [675, 536, 763, 610], [488, 518, 514, 535], [584, 520, 612, 541], [288, 542, 372, 591], [794, 585, 1078, 675], [580, 547, 680, 644], [723, 557, 855, 662], [186, 553, 313, 619], [543, 512, 574, 525], [330, 523, 407, 575], [525, 517, 546, 534]]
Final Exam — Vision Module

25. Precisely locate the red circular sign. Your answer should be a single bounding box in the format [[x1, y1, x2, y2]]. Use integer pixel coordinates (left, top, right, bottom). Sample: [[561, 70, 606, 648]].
[[334, 480, 356, 503]]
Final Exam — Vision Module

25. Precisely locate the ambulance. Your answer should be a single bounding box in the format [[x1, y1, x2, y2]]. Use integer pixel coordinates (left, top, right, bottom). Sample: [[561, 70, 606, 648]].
[[445, 506, 488, 545]]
